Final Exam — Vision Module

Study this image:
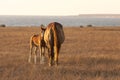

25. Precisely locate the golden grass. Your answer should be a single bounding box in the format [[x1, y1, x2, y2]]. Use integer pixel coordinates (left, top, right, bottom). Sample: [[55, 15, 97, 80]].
[[0, 26, 120, 80]]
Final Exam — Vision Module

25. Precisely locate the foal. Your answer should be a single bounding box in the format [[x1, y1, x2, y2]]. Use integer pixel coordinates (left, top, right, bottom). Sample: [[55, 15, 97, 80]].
[[28, 27, 46, 64]]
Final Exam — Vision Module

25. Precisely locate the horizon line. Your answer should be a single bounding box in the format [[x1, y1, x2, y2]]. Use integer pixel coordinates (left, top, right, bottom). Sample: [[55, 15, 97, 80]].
[[0, 14, 120, 16]]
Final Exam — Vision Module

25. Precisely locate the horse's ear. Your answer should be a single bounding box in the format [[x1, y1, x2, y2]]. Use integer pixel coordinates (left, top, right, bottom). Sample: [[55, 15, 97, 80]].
[[41, 26, 46, 30]]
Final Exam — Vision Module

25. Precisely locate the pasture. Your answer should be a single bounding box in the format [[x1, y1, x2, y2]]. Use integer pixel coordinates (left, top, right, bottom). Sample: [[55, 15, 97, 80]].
[[0, 26, 120, 80]]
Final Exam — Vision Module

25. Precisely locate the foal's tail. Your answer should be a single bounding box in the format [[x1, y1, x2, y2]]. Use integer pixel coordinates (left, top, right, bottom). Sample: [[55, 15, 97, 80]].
[[30, 36, 33, 49], [28, 36, 33, 63]]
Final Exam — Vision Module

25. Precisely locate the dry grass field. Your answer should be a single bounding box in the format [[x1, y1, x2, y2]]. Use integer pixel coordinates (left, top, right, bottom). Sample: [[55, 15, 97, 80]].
[[0, 26, 120, 80]]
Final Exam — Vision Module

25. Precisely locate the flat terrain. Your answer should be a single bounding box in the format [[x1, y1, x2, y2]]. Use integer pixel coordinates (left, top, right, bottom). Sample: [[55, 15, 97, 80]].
[[0, 26, 120, 80]]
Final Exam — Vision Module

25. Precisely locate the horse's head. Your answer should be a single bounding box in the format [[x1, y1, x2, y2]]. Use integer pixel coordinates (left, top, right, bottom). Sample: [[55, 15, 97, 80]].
[[40, 26, 46, 39]]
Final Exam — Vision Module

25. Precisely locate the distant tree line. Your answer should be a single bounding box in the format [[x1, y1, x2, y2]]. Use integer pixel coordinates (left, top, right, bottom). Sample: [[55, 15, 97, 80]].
[[80, 24, 93, 28]]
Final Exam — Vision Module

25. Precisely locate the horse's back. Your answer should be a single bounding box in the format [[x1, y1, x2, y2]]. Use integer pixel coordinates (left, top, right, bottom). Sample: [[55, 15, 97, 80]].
[[31, 34, 40, 46]]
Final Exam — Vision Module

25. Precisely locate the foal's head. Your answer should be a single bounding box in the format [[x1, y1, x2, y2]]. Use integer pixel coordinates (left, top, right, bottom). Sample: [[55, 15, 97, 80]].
[[40, 27, 46, 39]]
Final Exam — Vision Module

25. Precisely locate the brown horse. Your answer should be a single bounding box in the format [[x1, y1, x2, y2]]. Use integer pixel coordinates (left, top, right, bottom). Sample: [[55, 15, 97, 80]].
[[28, 27, 46, 64], [44, 22, 65, 66]]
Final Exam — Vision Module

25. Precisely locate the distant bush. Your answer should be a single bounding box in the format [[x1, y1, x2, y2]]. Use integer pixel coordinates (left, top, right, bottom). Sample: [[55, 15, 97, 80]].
[[80, 25, 84, 28], [87, 24, 93, 27], [0, 24, 6, 27]]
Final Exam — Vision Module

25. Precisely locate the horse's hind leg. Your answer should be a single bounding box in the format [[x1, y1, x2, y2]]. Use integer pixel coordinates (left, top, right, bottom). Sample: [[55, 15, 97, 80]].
[[48, 46, 54, 66], [54, 45, 61, 66], [54, 46, 58, 66], [48, 48, 52, 66]]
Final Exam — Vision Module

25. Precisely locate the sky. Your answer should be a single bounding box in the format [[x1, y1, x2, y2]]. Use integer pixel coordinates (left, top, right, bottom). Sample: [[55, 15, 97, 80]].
[[0, 0, 120, 15]]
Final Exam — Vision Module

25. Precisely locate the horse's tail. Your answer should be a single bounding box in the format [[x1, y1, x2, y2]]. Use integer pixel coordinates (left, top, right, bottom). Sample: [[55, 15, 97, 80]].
[[51, 22, 59, 65], [52, 23, 58, 48]]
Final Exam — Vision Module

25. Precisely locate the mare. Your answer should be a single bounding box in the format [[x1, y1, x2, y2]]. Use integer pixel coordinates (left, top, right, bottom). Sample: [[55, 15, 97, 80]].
[[44, 22, 65, 66]]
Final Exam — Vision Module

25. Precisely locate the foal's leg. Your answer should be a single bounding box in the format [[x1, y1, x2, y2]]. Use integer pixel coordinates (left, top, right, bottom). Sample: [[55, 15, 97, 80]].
[[39, 46, 42, 64], [43, 47, 45, 61], [42, 47, 45, 63], [28, 45, 33, 63], [38, 46, 41, 63], [34, 47, 37, 64], [40, 46, 45, 64]]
